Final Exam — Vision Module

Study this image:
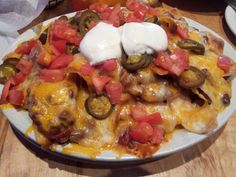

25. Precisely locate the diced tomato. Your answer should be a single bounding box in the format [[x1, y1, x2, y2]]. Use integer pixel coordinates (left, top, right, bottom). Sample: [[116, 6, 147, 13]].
[[155, 52, 173, 71], [16, 59, 33, 75], [150, 127, 164, 145], [39, 69, 65, 82], [142, 112, 163, 126], [105, 81, 123, 104], [49, 54, 73, 69], [89, 2, 109, 13], [131, 106, 162, 126], [126, 0, 140, 11], [79, 63, 95, 76], [176, 25, 189, 39], [8, 90, 24, 106], [52, 19, 80, 45], [50, 44, 61, 57], [97, 59, 117, 72], [129, 122, 153, 143], [0, 79, 14, 103], [12, 72, 26, 86], [126, 13, 144, 23], [217, 55, 231, 72], [100, 7, 112, 20], [133, 10, 145, 21], [16, 40, 37, 55], [52, 40, 67, 54], [170, 48, 189, 74], [126, 0, 149, 15], [118, 6, 143, 23], [155, 49, 189, 76], [107, 3, 121, 27], [131, 105, 147, 120], [118, 11, 127, 21], [150, 63, 169, 75], [136, 3, 149, 14], [92, 76, 111, 94]]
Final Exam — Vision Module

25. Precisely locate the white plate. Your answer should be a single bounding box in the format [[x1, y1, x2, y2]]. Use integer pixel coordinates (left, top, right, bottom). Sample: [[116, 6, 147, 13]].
[[225, 5, 236, 36], [1, 13, 236, 162]]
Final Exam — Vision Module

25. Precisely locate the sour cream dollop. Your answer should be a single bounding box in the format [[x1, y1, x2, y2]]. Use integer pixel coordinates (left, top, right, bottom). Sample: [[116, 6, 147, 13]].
[[120, 22, 168, 56], [79, 22, 122, 65], [79, 22, 168, 65]]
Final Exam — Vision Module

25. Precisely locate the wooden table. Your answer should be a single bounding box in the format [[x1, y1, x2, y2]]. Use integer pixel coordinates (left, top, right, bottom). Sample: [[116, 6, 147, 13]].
[[1, 0, 236, 176]]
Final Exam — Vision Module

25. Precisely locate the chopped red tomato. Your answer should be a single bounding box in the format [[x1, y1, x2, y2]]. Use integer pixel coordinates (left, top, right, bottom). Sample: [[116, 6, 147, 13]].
[[92, 76, 111, 94], [131, 106, 162, 126], [118, 10, 127, 21], [16, 59, 33, 75], [142, 112, 162, 126], [49, 54, 73, 69], [150, 127, 164, 145], [0, 79, 14, 103], [150, 63, 169, 75], [8, 90, 24, 106], [123, 12, 144, 23], [16, 40, 37, 55], [131, 105, 147, 120], [155, 49, 189, 76], [89, 2, 109, 13], [126, 0, 140, 11], [52, 19, 80, 45], [217, 55, 231, 72], [100, 4, 121, 27], [12, 72, 26, 86], [105, 81, 123, 104], [39, 69, 65, 82], [129, 122, 153, 143], [136, 3, 149, 14], [176, 25, 189, 39], [97, 59, 117, 72], [100, 7, 112, 20], [133, 10, 145, 21], [79, 63, 95, 76], [126, 0, 149, 14], [50, 44, 61, 57], [52, 40, 67, 54]]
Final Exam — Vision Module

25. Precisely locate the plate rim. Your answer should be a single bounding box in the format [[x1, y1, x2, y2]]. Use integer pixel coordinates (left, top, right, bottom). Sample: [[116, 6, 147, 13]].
[[225, 5, 236, 36]]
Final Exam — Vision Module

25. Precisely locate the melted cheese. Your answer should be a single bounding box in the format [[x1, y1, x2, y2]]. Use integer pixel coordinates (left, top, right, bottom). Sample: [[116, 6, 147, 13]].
[[189, 53, 231, 111], [168, 54, 231, 133], [25, 124, 35, 138], [29, 81, 78, 131], [76, 87, 117, 147], [189, 30, 202, 43], [62, 144, 101, 158], [0, 103, 13, 110], [8, 8, 232, 158]]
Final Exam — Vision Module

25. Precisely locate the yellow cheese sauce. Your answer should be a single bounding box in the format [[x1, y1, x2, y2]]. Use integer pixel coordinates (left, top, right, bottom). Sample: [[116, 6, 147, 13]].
[[189, 30, 203, 43], [62, 144, 101, 158], [29, 80, 78, 131], [0, 103, 14, 110], [25, 124, 35, 138]]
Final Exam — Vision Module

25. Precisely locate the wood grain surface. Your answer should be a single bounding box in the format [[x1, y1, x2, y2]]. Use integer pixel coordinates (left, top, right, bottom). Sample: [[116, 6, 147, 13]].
[[1, 0, 236, 176]]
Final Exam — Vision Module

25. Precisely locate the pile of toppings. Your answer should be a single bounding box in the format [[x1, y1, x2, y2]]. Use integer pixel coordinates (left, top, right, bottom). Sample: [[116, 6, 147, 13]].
[[0, 0, 235, 157]]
